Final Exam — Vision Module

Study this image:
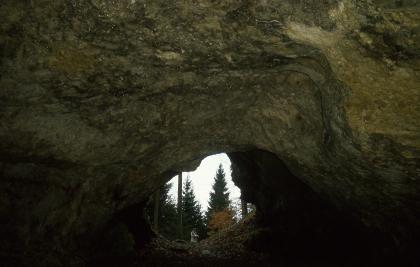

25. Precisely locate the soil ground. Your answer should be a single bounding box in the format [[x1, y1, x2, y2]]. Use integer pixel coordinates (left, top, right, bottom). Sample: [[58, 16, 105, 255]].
[[133, 215, 348, 267]]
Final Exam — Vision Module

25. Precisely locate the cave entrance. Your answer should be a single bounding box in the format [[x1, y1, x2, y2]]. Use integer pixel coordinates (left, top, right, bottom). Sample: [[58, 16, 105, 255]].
[[145, 153, 246, 242], [103, 150, 392, 267]]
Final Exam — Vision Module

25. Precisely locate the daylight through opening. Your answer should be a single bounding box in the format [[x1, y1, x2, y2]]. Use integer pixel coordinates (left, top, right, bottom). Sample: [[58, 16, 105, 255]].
[[145, 153, 253, 242]]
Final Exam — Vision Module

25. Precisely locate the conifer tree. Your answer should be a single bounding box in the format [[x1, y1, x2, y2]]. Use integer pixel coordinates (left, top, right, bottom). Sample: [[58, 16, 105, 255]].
[[206, 164, 231, 221], [182, 176, 206, 240], [146, 182, 178, 240]]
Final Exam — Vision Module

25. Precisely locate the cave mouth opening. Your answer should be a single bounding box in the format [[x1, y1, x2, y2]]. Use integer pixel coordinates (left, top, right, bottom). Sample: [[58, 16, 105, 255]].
[[144, 153, 244, 242], [93, 149, 394, 267]]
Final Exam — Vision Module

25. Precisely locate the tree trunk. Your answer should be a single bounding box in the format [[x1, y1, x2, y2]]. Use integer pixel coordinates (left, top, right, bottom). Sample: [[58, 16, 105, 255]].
[[241, 197, 248, 219], [177, 172, 183, 238], [153, 188, 160, 232]]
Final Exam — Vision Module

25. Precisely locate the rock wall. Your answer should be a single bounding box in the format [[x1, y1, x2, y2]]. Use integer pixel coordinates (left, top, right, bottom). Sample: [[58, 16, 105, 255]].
[[0, 0, 419, 266], [230, 150, 408, 265]]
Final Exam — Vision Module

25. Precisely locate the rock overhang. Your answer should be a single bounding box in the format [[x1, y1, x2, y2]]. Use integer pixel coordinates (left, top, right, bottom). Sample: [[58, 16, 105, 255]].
[[0, 0, 419, 266]]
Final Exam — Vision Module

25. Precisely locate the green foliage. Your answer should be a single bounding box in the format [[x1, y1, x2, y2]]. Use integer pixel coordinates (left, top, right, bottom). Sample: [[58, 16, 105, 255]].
[[206, 164, 231, 221], [146, 182, 178, 240], [182, 176, 207, 240]]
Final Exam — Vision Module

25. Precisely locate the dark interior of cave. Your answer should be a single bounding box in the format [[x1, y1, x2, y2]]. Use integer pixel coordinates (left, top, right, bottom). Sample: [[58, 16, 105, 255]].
[[80, 150, 413, 267], [1, 148, 418, 267]]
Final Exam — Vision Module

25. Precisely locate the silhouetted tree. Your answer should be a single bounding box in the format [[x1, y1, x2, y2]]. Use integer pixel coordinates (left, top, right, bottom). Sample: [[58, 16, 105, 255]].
[[146, 182, 178, 240], [177, 173, 183, 238], [207, 164, 231, 220], [182, 176, 206, 240], [241, 198, 248, 218]]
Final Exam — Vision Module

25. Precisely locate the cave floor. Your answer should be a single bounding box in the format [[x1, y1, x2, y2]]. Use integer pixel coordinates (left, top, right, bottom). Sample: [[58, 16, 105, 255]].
[[135, 238, 347, 267], [136, 237, 269, 267], [133, 217, 350, 267], [136, 216, 270, 267]]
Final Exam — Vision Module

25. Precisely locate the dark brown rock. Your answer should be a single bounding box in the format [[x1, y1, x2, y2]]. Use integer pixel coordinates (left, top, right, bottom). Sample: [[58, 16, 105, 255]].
[[0, 0, 419, 266]]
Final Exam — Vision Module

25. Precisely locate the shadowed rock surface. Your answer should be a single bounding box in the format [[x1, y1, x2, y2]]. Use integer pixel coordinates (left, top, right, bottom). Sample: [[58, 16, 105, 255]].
[[0, 0, 419, 266]]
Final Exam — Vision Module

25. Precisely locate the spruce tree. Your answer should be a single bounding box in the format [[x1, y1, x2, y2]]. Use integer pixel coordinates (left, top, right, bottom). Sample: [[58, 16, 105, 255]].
[[207, 164, 231, 220], [146, 182, 178, 240], [182, 176, 206, 240]]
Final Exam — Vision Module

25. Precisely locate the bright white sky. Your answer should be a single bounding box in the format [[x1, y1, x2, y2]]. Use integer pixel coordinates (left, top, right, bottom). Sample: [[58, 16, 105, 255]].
[[168, 153, 241, 210]]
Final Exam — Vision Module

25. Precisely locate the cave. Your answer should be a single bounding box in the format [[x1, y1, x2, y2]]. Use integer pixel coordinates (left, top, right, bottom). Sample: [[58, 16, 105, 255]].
[[0, 0, 419, 267]]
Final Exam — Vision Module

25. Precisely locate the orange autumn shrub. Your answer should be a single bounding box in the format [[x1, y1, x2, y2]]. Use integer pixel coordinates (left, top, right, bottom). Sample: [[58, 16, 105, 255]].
[[207, 208, 235, 235]]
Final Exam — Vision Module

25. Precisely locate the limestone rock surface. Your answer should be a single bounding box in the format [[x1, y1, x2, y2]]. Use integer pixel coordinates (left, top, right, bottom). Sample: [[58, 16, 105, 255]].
[[0, 0, 419, 266]]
